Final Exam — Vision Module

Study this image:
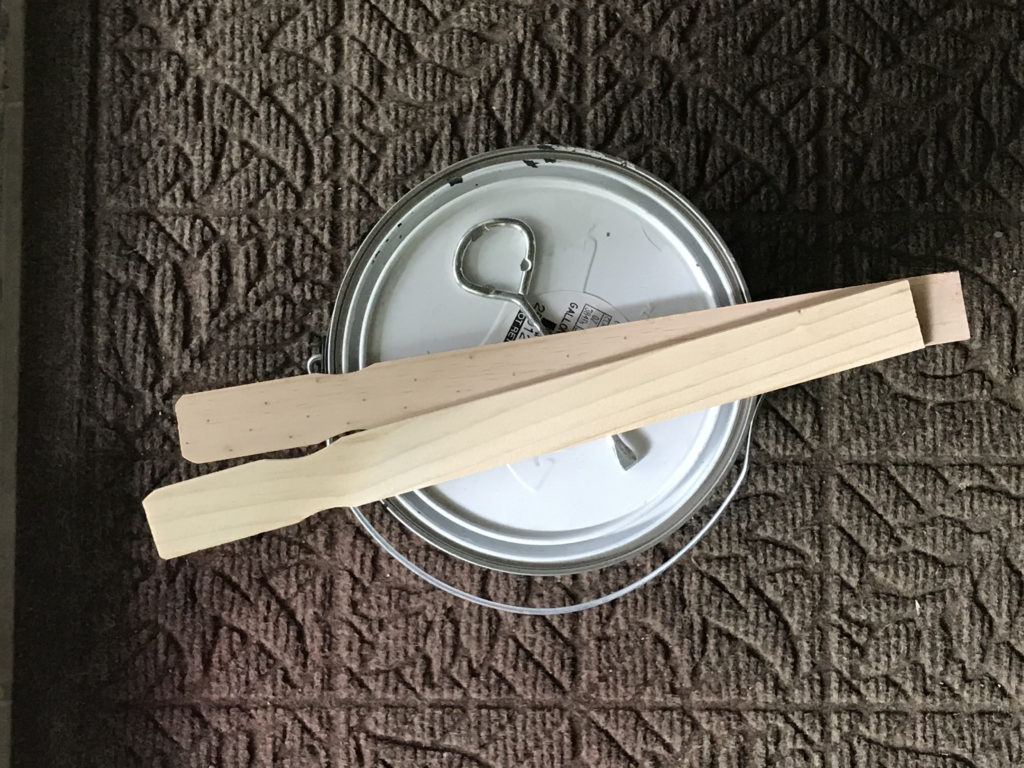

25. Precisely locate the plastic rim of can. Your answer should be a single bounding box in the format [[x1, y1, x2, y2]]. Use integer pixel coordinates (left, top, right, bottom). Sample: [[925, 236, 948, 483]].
[[325, 145, 758, 580]]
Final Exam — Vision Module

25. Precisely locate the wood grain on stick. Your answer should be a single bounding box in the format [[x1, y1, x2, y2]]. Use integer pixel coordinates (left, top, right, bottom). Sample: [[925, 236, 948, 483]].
[[175, 272, 968, 463], [148, 281, 926, 558]]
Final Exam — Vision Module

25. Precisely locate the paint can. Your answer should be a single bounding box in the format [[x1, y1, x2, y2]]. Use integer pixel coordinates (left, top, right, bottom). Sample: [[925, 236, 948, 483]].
[[320, 146, 758, 612]]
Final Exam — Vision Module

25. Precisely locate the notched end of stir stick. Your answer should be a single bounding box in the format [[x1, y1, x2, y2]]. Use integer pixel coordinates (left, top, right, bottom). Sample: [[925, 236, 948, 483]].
[[175, 375, 341, 463], [143, 453, 330, 559]]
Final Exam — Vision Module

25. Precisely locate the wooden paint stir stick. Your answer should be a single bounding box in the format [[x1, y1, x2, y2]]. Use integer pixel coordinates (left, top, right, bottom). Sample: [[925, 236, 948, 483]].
[[174, 272, 968, 463]]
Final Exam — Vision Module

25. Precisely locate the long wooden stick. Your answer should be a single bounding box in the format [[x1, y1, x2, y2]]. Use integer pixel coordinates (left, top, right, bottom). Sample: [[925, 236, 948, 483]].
[[146, 281, 926, 558], [175, 272, 968, 463]]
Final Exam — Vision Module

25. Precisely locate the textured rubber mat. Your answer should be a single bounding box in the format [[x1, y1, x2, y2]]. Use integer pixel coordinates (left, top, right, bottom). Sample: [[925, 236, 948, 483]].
[[15, 1, 1024, 765]]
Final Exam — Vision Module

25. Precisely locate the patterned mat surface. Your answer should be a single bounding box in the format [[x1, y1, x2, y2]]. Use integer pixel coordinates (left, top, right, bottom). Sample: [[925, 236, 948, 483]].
[[15, 1, 1024, 765]]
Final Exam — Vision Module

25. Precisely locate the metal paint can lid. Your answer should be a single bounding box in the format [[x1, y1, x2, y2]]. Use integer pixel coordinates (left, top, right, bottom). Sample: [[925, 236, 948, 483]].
[[327, 146, 756, 576]]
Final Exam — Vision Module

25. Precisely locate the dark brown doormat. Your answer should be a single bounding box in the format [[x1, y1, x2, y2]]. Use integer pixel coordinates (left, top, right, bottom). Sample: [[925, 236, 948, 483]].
[[15, 1, 1024, 766]]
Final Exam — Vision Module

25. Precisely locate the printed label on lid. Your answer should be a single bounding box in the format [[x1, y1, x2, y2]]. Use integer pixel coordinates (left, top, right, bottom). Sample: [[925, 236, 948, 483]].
[[485, 290, 626, 344]]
